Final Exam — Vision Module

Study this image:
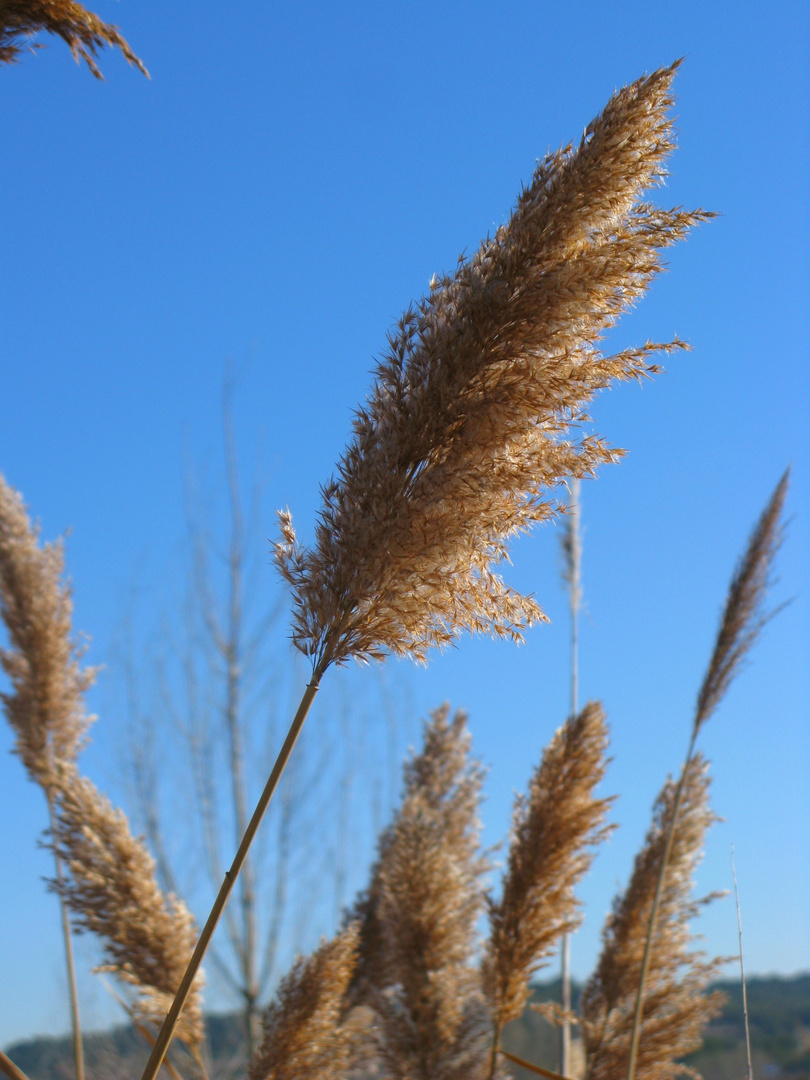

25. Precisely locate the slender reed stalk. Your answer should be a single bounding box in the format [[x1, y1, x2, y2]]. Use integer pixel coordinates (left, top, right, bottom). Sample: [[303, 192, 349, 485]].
[[582, 756, 725, 1080], [624, 471, 788, 1080], [0, 475, 92, 1080], [100, 977, 190, 1080], [560, 476, 583, 1074], [141, 676, 323, 1080], [143, 61, 708, 1075], [47, 792, 85, 1080], [731, 846, 754, 1080], [0, 0, 147, 77], [501, 1048, 571, 1080], [0, 1050, 31, 1080]]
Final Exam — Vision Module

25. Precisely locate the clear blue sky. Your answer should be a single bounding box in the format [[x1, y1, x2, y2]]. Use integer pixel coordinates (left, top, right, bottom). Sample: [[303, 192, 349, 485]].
[[1, 0, 808, 1052]]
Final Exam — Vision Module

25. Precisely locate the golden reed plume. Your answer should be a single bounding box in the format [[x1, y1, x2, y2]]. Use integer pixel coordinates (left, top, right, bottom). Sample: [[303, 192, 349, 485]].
[[144, 61, 713, 1078], [0, 0, 147, 77], [581, 756, 725, 1080], [0, 475, 204, 1068], [276, 60, 711, 675], [484, 703, 612, 1074]]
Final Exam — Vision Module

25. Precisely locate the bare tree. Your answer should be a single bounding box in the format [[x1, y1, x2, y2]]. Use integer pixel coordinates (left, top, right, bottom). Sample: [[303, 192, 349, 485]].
[[114, 371, 399, 1074]]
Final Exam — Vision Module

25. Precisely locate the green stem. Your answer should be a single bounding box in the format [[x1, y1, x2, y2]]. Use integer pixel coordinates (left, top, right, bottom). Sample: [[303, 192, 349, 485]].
[[140, 676, 324, 1080]]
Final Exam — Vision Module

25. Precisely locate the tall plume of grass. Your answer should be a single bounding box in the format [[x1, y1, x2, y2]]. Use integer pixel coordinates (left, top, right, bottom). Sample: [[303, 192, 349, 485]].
[[143, 61, 712, 1077], [0, 475, 204, 1074], [580, 755, 725, 1080], [623, 471, 789, 1080], [0, 0, 147, 77], [247, 925, 360, 1080], [276, 60, 709, 673], [349, 706, 489, 1080], [0, 474, 95, 1080], [50, 762, 206, 1055], [483, 702, 612, 1079], [0, 476, 95, 785], [245, 702, 613, 1080]]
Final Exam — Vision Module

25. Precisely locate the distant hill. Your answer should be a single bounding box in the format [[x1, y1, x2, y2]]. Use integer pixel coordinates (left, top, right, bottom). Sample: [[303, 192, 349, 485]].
[[502, 975, 810, 1080], [5, 974, 809, 1080]]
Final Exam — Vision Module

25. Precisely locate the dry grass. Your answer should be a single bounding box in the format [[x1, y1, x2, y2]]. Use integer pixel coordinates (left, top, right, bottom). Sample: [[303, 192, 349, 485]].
[[50, 761, 205, 1053], [241, 706, 722, 1080], [2, 54, 789, 1080], [0, 0, 147, 77], [247, 925, 360, 1080], [347, 707, 489, 1080], [484, 704, 612, 1039], [147, 60, 714, 1077], [623, 471, 790, 1080], [276, 60, 711, 674], [0, 474, 205, 1071], [0, 474, 95, 787], [1, 466, 787, 1080], [581, 757, 725, 1080], [693, 470, 789, 736]]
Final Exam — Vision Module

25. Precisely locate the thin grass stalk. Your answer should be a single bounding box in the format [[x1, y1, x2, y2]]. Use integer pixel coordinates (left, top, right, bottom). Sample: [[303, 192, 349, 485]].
[[0, 1051, 31, 1080], [47, 792, 85, 1080], [732, 845, 753, 1080], [624, 726, 697, 1080], [501, 1048, 574, 1080], [99, 977, 190, 1080], [625, 472, 787, 1080], [560, 477, 582, 1075], [140, 676, 323, 1080]]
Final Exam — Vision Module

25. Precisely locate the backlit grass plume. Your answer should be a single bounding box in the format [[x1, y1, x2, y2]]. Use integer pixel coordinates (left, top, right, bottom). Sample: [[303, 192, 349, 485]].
[[276, 59, 710, 674], [581, 756, 725, 1080], [0, 475, 204, 1071], [248, 925, 360, 1080], [50, 762, 205, 1054], [348, 706, 487, 1016], [693, 470, 789, 735], [0, 474, 95, 787], [350, 707, 488, 1080], [144, 61, 712, 1077], [0, 0, 147, 77], [0, 474, 96, 1080], [623, 471, 789, 1080], [484, 703, 612, 1075]]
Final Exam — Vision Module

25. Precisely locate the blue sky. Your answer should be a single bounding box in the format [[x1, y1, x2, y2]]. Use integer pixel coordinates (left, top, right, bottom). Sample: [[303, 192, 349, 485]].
[[1, 0, 808, 1052]]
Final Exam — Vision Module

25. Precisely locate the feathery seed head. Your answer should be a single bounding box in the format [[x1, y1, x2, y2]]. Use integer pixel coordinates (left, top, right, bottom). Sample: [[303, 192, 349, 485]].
[[49, 764, 205, 1050], [581, 755, 724, 1080], [0, 475, 96, 787], [0, 0, 148, 77], [348, 706, 489, 1080], [484, 702, 612, 1029], [248, 924, 360, 1080], [276, 61, 711, 673], [693, 470, 789, 735]]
